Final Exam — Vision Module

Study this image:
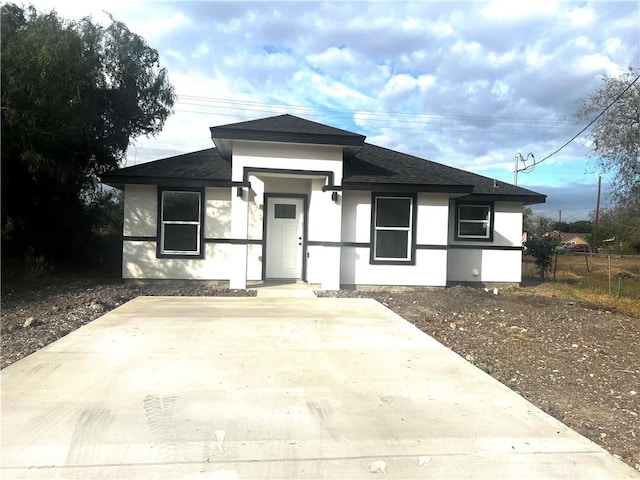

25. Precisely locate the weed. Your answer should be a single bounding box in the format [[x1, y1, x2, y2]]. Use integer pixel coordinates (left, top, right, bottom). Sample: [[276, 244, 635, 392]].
[[521, 254, 640, 317]]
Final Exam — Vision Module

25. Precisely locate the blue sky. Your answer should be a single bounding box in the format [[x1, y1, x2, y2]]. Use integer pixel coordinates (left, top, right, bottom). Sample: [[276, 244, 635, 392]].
[[29, 0, 640, 221]]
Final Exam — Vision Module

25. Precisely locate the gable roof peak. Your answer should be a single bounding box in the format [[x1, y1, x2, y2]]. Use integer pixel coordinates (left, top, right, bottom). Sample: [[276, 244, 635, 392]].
[[209, 113, 366, 159], [212, 113, 362, 136]]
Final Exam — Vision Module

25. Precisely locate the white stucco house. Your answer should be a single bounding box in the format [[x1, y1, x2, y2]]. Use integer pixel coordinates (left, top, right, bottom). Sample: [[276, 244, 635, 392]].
[[101, 114, 546, 290]]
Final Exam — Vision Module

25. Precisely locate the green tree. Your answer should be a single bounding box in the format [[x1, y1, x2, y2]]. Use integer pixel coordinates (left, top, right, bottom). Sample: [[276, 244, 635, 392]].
[[525, 235, 558, 280], [595, 205, 640, 253], [559, 220, 592, 234], [576, 67, 640, 207], [1, 4, 175, 272], [523, 206, 534, 233], [526, 212, 556, 237]]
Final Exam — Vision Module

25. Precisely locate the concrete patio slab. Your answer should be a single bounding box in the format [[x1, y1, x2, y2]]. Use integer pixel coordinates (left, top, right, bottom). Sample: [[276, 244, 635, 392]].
[[2, 296, 638, 479]]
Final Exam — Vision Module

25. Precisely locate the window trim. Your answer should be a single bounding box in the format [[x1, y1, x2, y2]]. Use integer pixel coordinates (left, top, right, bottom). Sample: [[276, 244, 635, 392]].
[[454, 200, 494, 242], [157, 187, 205, 258], [369, 192, 417, 265]]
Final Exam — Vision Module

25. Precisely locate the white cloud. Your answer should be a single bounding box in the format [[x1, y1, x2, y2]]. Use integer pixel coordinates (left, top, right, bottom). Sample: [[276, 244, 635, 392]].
[[427, 20, 455, 38], [451, 40, 483, 58], [401, 16, 422, 32], [216, 17, 243, 34], [571, 36, 596, 50], [565, 5, 595, 27], [117, 8, 191, 44], [306, 47, 357, 73], [603, 37, 623, 56], [381, 74, 419, 99], [191, 43, 210, 59], [286, 71, 374, 115], [481, 0, 558, 20], [525, 50, 552, 69], [313, 76, 372, 104], [417, 75, 436, 91], [487, 50, 517, 68], [163, 49, 186, 63], [345, 13, 394, 31], [491, 81, 510, 99], [573, 54, 621, 76]]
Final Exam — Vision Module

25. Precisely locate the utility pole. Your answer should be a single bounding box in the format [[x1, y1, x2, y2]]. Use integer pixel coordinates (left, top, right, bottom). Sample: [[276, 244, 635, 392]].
[[514, 152, 534, 186], [592, 175, 602, 253], [558, 210, 562, 240]]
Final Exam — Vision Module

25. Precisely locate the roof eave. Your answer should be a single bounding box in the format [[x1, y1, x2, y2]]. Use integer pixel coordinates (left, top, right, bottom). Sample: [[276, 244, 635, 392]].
[[458, 192, 547, 205], [211, 132, 366, 160], [100, 174, 231, 189], [210, 128, 365, 146], [342, 182, 475, 193]]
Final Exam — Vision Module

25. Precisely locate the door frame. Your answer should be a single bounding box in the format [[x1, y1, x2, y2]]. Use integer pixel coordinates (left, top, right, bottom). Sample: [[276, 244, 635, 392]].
[[262, 193, 308, 281]]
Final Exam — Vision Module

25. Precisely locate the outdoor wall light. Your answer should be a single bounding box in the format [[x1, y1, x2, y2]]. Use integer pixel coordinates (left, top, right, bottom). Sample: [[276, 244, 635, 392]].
[[236, 187, 243, 198], [331, 191, 338, 202]]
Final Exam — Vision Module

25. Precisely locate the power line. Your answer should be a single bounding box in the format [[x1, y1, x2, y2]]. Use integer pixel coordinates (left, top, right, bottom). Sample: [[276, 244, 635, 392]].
[[172, 108, 576, 135], [518, 72, 640, 173], [174, 94, 577, 130], [177, 94, 574, 123]]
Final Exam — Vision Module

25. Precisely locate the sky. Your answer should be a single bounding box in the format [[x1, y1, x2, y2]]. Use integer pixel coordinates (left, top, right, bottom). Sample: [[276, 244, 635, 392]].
[[26, 0, 640, 221]]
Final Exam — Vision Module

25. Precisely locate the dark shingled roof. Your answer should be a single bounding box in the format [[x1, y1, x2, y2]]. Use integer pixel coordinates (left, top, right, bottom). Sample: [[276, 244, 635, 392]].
[[346, 144, 470, 189], [346, 143, 545, 203], [211, 113, 365, 141], [210, 114, 365, 159], [101, 115, 545, 204], [101, 148, 230, 188]]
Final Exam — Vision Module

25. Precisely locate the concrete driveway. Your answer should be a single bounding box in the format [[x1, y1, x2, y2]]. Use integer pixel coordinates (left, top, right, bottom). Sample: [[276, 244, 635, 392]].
[[2, 295, 638, 479]]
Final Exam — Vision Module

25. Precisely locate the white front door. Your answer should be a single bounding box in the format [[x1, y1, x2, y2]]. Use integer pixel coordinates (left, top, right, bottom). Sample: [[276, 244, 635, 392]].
[[265, 197, 304, 279]]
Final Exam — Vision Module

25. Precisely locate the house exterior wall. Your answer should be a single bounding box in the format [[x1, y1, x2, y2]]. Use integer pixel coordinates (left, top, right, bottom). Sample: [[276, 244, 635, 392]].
[[123, 184, 156, 237], [447, 201, 523, 283], [206, 188, 232, 239], [339, 191, 449, 287], [122, 242, 233, 279], [122, 185, 232, 280], [246, 176, 264, 282], [245, 176, 313, 282], [231, 141, 343, 181], [307, 178, 342, 289], [230, 141, 343, 289], [563, 235, 589, 245], [119, 155, 527, 287]]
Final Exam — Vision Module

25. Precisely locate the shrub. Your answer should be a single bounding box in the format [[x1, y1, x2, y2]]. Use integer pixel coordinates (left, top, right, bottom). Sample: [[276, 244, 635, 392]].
[[525, 236, 559, 279]]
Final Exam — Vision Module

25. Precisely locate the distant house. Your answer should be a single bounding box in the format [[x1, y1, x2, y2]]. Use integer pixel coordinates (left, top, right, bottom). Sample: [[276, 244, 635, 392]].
[[557, 233, 591, 252], [560, 233, 589, 246], [101, 114, 546, 290]]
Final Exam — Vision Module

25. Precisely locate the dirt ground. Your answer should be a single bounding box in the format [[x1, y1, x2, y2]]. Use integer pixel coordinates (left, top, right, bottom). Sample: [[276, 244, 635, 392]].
[[1, 278, 638, 471]]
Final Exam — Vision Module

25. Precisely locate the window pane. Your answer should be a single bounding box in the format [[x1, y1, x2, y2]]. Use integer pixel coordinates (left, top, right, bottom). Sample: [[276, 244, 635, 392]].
[[274, 203, 296, 219], [459, 222, 488, 237], [376, 198, 411, 227], [164, 224, 198, 252], [459, 205, 489, 221], [376, 230, 409, 259], [163, 192, 200, 222]]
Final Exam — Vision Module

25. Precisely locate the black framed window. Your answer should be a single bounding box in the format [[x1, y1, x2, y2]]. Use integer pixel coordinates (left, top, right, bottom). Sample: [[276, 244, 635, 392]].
[[370, 194, 416, 264], [455, 201, 494, 241], [158, 189, 204, 257]]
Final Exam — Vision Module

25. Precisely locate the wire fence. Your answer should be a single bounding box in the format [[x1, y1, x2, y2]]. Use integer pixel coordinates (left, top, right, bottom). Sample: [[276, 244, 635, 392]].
[[523, 253, 640, 299]]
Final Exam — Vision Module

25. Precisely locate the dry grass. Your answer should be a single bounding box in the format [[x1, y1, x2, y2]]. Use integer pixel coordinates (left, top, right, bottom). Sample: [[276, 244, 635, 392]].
[[520, 254, 640, 318]]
